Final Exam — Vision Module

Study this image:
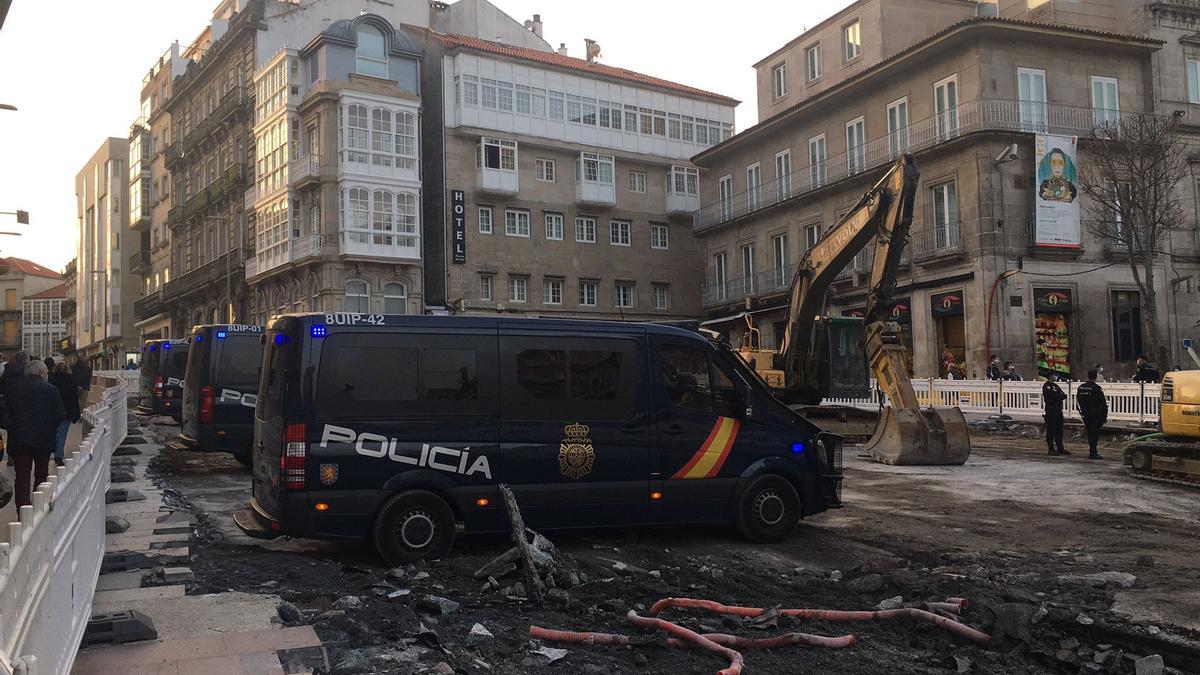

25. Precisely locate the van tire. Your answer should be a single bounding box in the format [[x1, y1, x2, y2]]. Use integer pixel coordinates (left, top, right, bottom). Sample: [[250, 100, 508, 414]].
[[373, 490, 456, 564], [232, 449, 253, 468], [734, 474, 800, 544]]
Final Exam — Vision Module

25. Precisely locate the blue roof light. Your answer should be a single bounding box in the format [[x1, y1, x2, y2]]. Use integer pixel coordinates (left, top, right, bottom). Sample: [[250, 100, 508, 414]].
[[791, 441, 806, 454], [274, 334, 290, 345], [216, 331, 227, 339], [162, 342, 171, 350], [311, 325, 327, 338], [195, 335, 204, 343]]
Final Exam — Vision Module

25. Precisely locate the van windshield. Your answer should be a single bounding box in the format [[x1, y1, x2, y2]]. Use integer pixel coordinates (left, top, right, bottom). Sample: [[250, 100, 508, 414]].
[[218, 337, 261, 388]]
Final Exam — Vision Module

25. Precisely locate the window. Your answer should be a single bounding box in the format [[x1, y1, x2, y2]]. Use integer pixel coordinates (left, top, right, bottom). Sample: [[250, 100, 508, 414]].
[[651, 223, 669, 250], [579, 280, 597, 306], [344, 279, 369, 313], [932, 182, 959, 249], [772, 63, 787, 99], [718, 175, 733, 221], [808, 135, 826, 188], [741, 243, 756, 293], [549, 92, 564, 119], [543, 278, 563, 305], [614, 282, 635, 308], [714, 251, 728, 301], [846, 117, 865, 174], [579, 152, 614, 184], [610, 220, 631, 246], [575, 216, 596, 243], [383, 283, 407, 314], [395, 112, 416, 166], [772, 233, 788, 286], [843, 20, 861, 61], [1111, 290, 1142, 362], [356, 25, 388, 78], [805, 223, 821, 251], [1189, 60, 1200, 104], [1091, 76, 1120, 128], [481, 78, 497, 108], [505, 210, 530, 237], [805, 44, 821, 82], [746, 163, 762, 211], [479, 274, 493, 301], [544, 212, 564, 240], [887, 98, 909, 157], [669, 166, 699, 196], [628, 170, 647, 193], [775, 150, 792, 201], [478, 206, 493, 234], [508, 276, 528, 303], [479, 137, 516, 170], [935, 75, 959, 140], [653, 284, 670, 311], [657, 345, 739, 417], [1018, 67, 1048, 133], [536, 158, 556, 182], [371, 108, 393, 166], [506, 339, 636, 420], [462, 74, 479, 106]]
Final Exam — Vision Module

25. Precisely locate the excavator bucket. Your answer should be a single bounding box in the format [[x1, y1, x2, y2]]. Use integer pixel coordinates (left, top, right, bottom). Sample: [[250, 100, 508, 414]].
[[862, 406, 971, 465]]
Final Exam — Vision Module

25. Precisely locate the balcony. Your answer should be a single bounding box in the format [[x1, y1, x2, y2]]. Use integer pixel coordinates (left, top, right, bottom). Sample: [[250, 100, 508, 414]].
[[130, 203, 151, 231], [340, 230, 420, 261], [290, 154, 320, 187], [695, 98, 1146, 233], [247, 233, 322, 281], [666, 192, 700, 215], [162, 248, 246, 301], [134, 291, 165, 321], [576, 180, 617, 207], [165, 141, 185, 170], [910, 224, 964, 262], [477, 167, 518, 195], [167, 205, 185, 227], [701, 264, 797, 309], [244, 186, 257, 211], [129, 250, 151, 273]]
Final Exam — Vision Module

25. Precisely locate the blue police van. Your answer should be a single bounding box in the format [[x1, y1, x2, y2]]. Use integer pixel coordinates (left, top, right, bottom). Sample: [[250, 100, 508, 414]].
[[235, 313, 843, 563], [178, 324, 264, 465], [138, 339, 189, 421]]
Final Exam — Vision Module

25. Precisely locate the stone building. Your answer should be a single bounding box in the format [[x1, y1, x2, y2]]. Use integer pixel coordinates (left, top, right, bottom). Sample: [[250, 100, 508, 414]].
[[411, 31, 737, 320], [694, 0, 1200, 381]]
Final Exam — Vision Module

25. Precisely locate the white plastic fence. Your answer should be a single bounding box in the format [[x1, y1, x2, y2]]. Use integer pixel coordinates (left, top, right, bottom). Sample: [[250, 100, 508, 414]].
[[825, 379, 1162, 424], [0, 376, 127, 675], [97, 370, 140, 398]]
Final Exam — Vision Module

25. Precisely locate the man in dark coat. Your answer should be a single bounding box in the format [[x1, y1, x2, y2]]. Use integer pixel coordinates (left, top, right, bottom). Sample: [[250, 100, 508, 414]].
[[0, 350, 29, 396], [1133, 356, 1159, 384], [1076, 369, 1108, 460], [7, 360, 66, 508], [71, 356, 93, 412], [1042, 378, 1068, 456]]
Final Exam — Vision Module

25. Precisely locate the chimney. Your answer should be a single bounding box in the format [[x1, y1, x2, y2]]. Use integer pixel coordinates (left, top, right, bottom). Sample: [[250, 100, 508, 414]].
[[557, 42, 569, 56], [531, 14, 543, 38], [975, 0, 999, 17], [584, 38, 601, 64]]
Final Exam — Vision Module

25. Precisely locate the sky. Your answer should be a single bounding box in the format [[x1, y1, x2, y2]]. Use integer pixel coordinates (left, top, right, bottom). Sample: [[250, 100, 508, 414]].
[[0, 0, 837, 273]]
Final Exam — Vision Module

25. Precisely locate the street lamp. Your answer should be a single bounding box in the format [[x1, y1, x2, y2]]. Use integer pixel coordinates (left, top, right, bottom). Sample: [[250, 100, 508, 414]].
[[0, 104, 16, 112]]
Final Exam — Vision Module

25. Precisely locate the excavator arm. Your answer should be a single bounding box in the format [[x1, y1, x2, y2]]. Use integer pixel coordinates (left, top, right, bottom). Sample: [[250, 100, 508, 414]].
[[750, 155, 970, 465]]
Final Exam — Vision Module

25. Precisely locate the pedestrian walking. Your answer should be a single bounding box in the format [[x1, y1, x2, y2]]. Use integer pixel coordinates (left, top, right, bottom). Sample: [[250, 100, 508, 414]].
[[1042, 378, 1068, 456], [6, 360, 66, 508], [0, 350, 28, 394], [1076, 369, 1108, 460], [1133, 356, 1159, 384], [49, 362, 81, 466], [986, 355, 1003, 380], [71, 356, 92, 412], [44, 355, 55, 371], [1003, 362, 1023, 381]]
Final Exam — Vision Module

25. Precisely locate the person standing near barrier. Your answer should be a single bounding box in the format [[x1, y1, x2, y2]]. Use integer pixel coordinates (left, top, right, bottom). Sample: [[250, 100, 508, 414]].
[[71, 356, 92, 412], [7, 361, 66, 509], [987, 355, 1003, 380], [1076, 369, 1108, 460], [1042, 378, 1068, 456], [1133, 356, 1159, 384], [49, 362, 81, 467]]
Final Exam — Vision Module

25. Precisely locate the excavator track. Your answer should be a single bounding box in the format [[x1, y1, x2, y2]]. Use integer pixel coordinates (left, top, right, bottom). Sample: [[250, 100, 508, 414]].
[[1128, 470, 1200, 489], [1124, 438, 1200, 489]]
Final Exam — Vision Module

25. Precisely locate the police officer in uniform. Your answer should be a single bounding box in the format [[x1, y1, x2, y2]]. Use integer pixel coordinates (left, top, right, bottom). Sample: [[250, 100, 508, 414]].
[[1042, 378, 1068, 456], [1076, 369, 1108, 460]]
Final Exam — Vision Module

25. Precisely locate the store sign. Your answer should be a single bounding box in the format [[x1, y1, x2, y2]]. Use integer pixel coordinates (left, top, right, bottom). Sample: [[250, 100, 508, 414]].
[[841, 307, 866, 319], [930, 290, 965, 318], [889, 297, 911, 324], [1034, 134, 1082, 248], [1034, 288, 1073, 313], [451, 189, 466, 264]]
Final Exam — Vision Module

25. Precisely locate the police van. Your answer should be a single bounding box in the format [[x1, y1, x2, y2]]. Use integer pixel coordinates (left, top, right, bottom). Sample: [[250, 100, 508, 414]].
[[138, 339, 190, 420], [235, 314, 843, 564], [178, 324, 264, 465]]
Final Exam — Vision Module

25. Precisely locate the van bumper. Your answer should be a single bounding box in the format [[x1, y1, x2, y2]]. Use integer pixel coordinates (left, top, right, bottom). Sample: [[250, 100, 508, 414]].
[[233, 498, 283, 540]]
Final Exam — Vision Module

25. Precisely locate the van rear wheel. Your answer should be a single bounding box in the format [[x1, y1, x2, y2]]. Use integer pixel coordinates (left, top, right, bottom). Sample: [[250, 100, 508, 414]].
[[373, 490, 456, 564], [734, 474, 800, 543]]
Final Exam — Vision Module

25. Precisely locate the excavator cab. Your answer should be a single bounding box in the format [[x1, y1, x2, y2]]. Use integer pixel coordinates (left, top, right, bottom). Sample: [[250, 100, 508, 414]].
[[815, 316, 871, 400]]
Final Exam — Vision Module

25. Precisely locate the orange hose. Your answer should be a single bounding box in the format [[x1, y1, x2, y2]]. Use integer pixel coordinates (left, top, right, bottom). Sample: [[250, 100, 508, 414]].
[[668, 632, 858, 650], [648, 597, 991, 648], [626, 610, 744, 675], [528, 625, 632, 646]]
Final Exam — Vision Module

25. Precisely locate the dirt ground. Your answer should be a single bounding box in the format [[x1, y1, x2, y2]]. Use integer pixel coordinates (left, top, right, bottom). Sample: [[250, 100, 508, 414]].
[[138, 416, 1200, 674]]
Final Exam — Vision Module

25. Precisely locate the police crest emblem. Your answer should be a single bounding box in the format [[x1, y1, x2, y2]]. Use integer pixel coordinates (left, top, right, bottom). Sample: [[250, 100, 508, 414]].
[[319, 464, 339, 485], [558, 422, 595, 479]]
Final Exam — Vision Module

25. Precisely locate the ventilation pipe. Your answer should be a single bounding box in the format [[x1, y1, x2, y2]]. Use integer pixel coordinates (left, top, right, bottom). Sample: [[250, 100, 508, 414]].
[[557, 42, 569, 56], [531, 14, 543, 38]]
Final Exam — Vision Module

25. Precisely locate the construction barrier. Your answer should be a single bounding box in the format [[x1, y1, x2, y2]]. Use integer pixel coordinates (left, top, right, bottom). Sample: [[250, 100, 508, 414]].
[[0, 376, 127, 675], [825, 379, 1162, 425]]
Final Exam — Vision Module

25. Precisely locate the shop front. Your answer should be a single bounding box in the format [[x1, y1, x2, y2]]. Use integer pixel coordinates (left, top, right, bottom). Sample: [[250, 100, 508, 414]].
[[1033, 287, 1073, 381], [931, 290, 966, 379]]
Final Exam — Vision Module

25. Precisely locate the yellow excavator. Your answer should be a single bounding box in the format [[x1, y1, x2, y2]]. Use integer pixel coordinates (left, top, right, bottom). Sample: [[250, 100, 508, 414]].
[[1124, 334, 1200, 484], [738, 155, 971, 465]]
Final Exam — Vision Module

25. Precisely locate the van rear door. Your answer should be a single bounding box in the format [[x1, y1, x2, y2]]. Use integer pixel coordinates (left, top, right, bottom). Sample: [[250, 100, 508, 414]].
[[181, 332, 209, 440], [213, 334, 262, 446], [253, 325, 296, 518], [498, 332, 649, 529]]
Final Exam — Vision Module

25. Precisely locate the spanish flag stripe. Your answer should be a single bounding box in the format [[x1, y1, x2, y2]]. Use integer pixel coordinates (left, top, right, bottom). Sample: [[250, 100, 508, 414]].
[[671, 419, 725, 479], [671, 417, 740, 480], [703, 420, 740, 478]]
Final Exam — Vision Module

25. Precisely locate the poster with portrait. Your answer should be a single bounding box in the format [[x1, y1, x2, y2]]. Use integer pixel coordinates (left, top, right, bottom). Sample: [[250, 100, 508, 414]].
[[1034, 134, 1081, 247]]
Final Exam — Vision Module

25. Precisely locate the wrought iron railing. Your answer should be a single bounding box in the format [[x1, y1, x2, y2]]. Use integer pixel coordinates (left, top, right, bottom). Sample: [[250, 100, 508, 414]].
[[161, 248, 246, 301]]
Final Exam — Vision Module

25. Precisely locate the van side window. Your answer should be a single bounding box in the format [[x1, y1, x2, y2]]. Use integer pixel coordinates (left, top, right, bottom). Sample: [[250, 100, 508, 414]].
[[422, 349, 479, 400], [218, 338, 261, 387], [659, 344, 739, 416], [503, 337, 636, 420]]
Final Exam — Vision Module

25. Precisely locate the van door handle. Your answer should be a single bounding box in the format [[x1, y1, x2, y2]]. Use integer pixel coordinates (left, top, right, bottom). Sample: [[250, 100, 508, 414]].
[[663, 424, 685, 435]]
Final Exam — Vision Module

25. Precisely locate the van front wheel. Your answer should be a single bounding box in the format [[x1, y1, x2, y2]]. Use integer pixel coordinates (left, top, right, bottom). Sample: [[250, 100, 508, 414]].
[[734, 474, 800, 543], [373, 490, 456, 564]]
